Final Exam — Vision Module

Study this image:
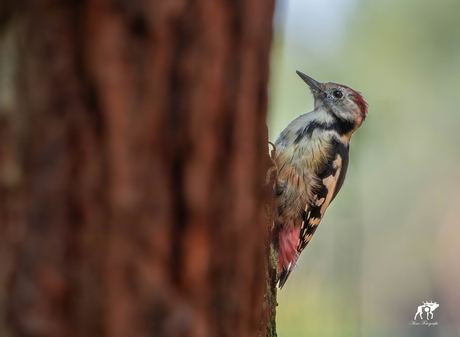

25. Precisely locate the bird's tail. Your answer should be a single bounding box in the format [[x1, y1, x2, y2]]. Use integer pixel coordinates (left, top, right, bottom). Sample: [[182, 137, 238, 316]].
[[278, 267, 293, 289]]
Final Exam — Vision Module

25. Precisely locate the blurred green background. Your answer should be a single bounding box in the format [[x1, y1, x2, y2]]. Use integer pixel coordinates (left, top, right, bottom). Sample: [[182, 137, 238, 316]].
[[269, 0, 460, 336]]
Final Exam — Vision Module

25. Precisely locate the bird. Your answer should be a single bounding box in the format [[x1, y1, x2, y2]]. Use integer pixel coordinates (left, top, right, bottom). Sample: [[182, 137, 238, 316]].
[[273, 71, 368, 288]]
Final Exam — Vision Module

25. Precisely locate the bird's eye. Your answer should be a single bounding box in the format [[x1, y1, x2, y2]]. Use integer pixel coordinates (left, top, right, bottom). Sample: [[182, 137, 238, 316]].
[[332, 90, 343, 98]]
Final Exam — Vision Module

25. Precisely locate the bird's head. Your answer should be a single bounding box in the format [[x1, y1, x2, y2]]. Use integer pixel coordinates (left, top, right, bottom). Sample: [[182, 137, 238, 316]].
[[296, 71, 368, 126]]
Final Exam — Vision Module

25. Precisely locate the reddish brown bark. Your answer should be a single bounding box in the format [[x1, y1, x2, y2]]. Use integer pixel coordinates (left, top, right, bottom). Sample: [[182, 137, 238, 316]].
[[0, 1, 275, 337]]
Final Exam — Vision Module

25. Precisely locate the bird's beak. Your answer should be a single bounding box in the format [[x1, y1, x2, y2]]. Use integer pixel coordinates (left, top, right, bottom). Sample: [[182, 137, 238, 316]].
[[296, 71, 326, 98]]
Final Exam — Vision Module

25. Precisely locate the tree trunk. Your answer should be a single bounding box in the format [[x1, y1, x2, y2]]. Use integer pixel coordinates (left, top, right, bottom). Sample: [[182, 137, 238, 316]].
[[0, 1, 275, 337]]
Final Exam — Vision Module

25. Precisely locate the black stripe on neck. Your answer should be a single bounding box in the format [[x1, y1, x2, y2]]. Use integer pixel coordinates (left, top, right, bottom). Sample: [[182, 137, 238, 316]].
[[294, 118, 355, 144]]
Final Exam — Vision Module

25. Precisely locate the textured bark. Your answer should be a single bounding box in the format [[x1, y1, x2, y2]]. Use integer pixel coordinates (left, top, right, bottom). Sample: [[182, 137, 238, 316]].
[[258, 146, 279, 337], [0, 1, 275, 337]]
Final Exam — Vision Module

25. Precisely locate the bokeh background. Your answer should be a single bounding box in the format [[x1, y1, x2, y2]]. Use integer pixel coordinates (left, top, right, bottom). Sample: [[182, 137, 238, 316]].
[[269, 0, 460, 336]]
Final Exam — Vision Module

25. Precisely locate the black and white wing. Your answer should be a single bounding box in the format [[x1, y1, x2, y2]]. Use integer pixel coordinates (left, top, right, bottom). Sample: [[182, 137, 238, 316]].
[[278, 139, 349, 288]]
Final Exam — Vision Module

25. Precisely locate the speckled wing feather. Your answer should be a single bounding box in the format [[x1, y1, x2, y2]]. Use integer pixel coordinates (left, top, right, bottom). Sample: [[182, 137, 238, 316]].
[[278, 139, 349, 288]]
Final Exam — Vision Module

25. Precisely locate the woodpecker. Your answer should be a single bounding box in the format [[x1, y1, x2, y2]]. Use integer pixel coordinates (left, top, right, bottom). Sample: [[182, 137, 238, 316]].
[[274, 71, 368, 288]]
